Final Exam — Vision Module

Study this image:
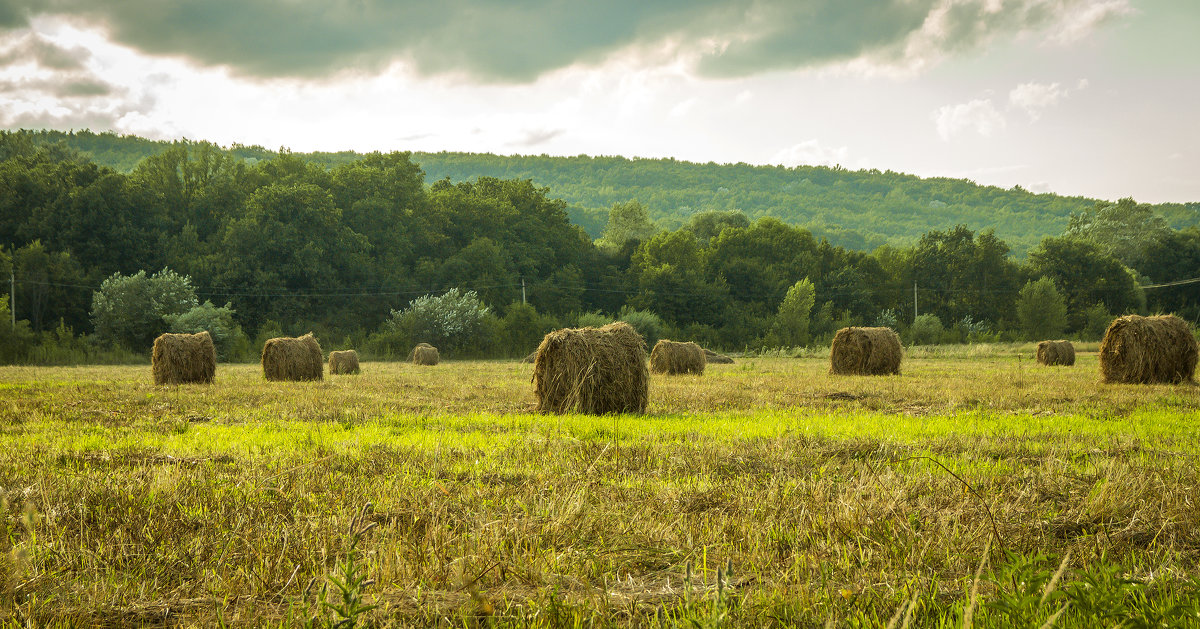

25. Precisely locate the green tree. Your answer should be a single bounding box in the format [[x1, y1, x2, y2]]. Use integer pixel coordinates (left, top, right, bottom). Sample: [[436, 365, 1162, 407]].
[[1066, 197, 1170, 271], [1026, 237, 1144, 331], [772, 278, 816, 347], [1016, 277, 1068, 340], [596, 200, 658, 252], [91, 269, 198, 350]]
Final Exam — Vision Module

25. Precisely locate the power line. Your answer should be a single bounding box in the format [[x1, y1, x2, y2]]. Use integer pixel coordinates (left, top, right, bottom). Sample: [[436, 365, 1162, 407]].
[[1142, 276, 1200, 289]]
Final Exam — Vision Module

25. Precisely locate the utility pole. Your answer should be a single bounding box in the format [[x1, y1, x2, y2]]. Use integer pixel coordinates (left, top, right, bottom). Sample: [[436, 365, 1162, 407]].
[[9, 267, 14, 331], [913, 281, 918, 322], [521, 277, 527, 305]]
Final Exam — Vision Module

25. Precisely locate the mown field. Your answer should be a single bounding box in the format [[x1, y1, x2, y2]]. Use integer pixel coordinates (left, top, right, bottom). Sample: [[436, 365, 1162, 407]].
[[1, 349, 1198, 627]]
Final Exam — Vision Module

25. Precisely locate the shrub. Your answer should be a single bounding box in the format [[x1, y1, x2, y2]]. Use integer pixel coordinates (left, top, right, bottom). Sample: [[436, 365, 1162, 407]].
[[908, 313, 944, 345]]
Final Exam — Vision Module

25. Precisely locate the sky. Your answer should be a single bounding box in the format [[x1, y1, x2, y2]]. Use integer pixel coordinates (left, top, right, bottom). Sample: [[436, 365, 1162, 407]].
[[0, 0, 1196, 204]]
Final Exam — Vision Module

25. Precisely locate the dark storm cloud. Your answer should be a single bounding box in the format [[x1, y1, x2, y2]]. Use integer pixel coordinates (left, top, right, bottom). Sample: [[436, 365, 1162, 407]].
[[16, 0, 1120, 81]]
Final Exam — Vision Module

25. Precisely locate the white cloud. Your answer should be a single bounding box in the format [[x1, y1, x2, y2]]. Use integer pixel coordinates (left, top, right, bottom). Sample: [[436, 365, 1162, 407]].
[[933, 99, 1006, 140], [1046, 0, 1136, 46], [1008, 82, 1067, 120], [774, 139, 849, 168]]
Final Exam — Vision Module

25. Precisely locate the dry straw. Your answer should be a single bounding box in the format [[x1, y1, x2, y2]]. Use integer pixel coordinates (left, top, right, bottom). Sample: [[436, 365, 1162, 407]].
[[1099, 314, 1198, 384], [411, 343, 439, 366], [328, 349, 360, 375], [703, 348, 734, 364], [649, 339, 706, 375], [1036, 340, 1076, 366], [830, 326, 902, 375], [261, 332, 324, 381], [533, 321, 648, 414], [151, 331, 216, 385]]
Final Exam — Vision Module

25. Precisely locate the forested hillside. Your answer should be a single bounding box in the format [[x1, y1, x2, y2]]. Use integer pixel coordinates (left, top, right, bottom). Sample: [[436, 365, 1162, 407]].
[[2, 130, 1198, 366], [16, 129, 1200, 254]]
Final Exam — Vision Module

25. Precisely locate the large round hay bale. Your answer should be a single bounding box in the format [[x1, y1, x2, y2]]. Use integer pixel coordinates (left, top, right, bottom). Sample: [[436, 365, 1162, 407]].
[[649, 339, 705, 375], [703, 348, 734, 364], [1099, 314, 1198, 384], [533, 321, 648, 414], [328, 349, 360, 375], [1036, 340, 1076, 366], [830, 326, 902, 375], [411, 343, 439, 366], [152, 331, 216, 385], [261, 332, 324, 381]]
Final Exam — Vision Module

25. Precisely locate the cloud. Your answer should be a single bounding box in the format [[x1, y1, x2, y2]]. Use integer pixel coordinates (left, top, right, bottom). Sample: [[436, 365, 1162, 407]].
[[1045, 0, 1135, 45], [933, 99, 1006, 140], [0, 0, 1137, 82], [1009, 81, 1079, 121], [0, 32, 88, 70], [774, 139, 849, 168], [513, 128, 564, 147]]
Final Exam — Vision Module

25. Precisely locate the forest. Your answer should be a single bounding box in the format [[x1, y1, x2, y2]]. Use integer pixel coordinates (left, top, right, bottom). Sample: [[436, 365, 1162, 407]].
[[0, 129, 1197, 364]]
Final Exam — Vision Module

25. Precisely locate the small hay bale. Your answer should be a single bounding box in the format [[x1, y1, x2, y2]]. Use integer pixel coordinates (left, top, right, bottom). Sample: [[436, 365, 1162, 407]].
[[261, 332, 324, 381], [649, 339, 706, 375], [328, 349, 360, 375], [411, 343, 439, 366], [152, 331, 216, 385], [1036, 340, 1076, 366], [522, 350, 537, 363], [1099, 314, 1198, 384], [829, 326, 902, 375], [533, 321, 648, 414], [703, 348, 734, 364]]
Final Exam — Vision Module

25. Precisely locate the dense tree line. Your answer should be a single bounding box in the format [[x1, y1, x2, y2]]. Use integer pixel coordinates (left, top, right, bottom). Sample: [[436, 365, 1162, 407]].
[[0, 131, 1196, 364]]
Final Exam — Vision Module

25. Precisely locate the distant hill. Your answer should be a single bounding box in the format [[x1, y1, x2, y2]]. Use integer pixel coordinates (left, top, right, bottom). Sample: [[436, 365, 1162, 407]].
[[18, 129, 1200, 254]]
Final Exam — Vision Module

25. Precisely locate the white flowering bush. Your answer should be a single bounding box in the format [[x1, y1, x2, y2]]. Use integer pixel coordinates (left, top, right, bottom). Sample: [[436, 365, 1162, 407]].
[[91, 268, 198, 350], [384, 288, 494, 356]]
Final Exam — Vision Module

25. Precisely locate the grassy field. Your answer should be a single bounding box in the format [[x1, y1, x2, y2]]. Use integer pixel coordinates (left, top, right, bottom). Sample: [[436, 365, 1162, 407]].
[[1, 350, 1198, 626]]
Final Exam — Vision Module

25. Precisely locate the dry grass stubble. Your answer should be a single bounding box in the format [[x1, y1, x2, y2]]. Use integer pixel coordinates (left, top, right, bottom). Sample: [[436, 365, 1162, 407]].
[[0, 354, 1198, 625]]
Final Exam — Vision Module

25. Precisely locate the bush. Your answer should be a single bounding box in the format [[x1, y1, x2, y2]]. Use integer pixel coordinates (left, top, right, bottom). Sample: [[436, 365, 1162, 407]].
[[164, 301, 244, 361], [382, 288, 495, 357], [908, 313, 944, 345], [0, 296, 36, 363], [617, 307, 663, 349], [499, 302, 559, 357]]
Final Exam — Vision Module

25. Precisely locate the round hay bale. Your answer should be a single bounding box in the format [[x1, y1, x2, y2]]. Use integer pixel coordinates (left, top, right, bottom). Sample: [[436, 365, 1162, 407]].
[[703, 348, 734, 364], [1099, 314, 1198, 384], [521, 350, 537, 363], [649, 339, 705, 375], [328, 349, 360, 375], [1035, 340, 1076, 366], [533, 321, 648, 414], [411, 343, 439, 366], [830, 326, 902, 375], [152, 331, 216, 385], [261, 332, 324, 381]]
